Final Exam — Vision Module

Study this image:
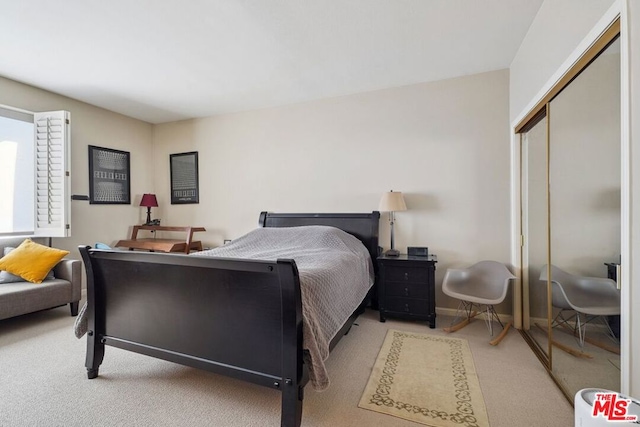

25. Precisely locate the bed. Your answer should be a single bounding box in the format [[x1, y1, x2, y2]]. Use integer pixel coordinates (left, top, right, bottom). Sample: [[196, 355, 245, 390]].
[[78, 211, 380, 427]]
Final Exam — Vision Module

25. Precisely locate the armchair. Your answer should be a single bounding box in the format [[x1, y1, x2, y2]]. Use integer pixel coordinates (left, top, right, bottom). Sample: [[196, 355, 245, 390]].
[[539, 265, 620, 349], [442, 260, 515, 345]]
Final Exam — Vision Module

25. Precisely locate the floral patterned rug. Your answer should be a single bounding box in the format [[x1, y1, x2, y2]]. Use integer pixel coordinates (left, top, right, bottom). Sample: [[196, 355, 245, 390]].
[[358, 329, 490, 427]]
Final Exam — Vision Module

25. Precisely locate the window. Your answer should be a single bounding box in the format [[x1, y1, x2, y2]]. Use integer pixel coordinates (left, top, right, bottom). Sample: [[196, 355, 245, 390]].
[[0, 106, 70, 237]]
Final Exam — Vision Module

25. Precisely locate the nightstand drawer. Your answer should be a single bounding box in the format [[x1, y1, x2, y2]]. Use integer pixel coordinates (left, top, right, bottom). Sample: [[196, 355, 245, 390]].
[[377, 254, 437, 328], [383, 266, 428, 284], [384, 296, 429, 316], [384, 282, 429, 299]]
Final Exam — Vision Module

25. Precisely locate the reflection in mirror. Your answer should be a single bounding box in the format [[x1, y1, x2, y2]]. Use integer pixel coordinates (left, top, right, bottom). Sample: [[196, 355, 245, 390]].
[[548, 37, 621, 398], [522, 114, 550, 363]]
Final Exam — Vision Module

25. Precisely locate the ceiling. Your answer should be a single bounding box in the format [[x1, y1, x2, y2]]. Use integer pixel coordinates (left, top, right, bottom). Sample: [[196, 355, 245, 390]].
[[0, 0, 543, 124]]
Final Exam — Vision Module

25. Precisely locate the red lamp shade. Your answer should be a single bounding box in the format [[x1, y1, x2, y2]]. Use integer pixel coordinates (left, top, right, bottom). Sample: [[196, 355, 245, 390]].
[[140, 194, 158, 225], [140, 194, 158, 208]]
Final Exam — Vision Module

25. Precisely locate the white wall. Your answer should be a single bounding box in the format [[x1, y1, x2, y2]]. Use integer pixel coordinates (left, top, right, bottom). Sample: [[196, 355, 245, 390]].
[[510, 0, 616, 122], [0, 76, 154, 258], [153, 70, 512, 312]]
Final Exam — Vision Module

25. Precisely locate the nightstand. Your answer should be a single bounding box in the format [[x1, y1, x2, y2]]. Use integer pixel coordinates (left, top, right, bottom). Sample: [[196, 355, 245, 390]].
[[377, 254, 437, 328]]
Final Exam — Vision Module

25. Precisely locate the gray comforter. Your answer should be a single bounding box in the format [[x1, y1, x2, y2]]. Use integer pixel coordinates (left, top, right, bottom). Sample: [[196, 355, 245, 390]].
[[192, 225, 374, 390]]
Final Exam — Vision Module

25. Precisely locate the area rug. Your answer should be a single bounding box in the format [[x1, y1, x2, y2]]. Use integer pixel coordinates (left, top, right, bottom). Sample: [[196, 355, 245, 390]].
[[358, 329, 490, 427]]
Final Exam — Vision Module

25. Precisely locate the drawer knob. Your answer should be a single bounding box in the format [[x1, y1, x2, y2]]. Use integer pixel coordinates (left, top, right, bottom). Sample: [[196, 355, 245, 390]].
[[404, 272, 409, 280], [404, 287, 410, 296], [404, 303, 410, 312]]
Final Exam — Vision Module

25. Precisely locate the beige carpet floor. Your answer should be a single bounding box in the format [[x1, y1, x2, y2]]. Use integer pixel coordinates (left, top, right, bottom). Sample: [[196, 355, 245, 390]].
[[0, 305, 573, 426]]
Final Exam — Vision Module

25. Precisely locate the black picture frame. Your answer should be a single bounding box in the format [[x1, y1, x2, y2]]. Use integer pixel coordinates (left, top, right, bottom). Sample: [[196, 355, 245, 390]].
[[88, 145, 131, 204], [170, 151, 199, 204]]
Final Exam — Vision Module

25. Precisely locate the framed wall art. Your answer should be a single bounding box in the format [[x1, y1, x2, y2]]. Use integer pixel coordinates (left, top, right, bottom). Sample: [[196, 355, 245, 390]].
[[170, 151, 199, 204], [88, 145, 131, 204]]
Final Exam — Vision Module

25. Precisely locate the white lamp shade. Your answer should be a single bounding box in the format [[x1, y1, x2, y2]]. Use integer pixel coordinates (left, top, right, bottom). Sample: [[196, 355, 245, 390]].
[[379, 191, 407, 212]]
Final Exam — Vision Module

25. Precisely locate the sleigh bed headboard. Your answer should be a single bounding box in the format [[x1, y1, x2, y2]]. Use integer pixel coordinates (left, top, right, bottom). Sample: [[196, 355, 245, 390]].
[[258, 211, 381, 264]]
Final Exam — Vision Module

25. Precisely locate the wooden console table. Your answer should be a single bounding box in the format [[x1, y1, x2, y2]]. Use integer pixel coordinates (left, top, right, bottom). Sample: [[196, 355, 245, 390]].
[[116, 225, 206, 254]]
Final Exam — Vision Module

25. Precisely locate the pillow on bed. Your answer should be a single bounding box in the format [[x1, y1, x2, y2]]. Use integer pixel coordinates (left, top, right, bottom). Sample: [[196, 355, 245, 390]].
[[0, 239, 68, 284], [0, 247, 57, 283]]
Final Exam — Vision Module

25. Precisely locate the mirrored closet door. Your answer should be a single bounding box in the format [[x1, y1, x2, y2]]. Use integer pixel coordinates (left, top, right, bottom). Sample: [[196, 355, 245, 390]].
[[518, 25, 621, 402], [548, 37, 621, 397], [520, 113, 551, 367]]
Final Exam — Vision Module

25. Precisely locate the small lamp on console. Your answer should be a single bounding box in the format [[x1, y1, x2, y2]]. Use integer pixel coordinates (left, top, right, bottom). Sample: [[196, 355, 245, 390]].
[[378, 190, 407, 257], [140, 194, 158, 225]]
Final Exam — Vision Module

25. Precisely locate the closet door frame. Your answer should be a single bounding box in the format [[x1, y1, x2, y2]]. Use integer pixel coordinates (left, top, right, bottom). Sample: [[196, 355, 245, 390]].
[[510, 5, 630, 396]]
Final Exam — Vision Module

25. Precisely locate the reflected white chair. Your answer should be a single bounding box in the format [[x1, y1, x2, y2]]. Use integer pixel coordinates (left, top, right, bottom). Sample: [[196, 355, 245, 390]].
[[442, 261, 516, 345], [539, 265, 620, 349]]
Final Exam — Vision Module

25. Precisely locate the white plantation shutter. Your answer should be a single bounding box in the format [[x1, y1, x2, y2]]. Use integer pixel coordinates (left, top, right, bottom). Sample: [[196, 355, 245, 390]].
[[33, 111, 70, 237]]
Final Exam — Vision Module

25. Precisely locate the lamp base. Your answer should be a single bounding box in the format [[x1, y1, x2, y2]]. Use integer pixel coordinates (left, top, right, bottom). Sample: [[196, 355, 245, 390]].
[[384, 249, 400, 257]]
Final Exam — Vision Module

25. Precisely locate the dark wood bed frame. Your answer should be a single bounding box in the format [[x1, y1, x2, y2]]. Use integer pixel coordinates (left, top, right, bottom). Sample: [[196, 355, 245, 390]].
[[79, 211, 380, 427]]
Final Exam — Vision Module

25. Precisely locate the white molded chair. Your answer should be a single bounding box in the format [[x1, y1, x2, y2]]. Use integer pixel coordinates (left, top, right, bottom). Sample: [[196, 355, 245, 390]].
[[539, 265, 620, 349], [442, 261, 516, 345]]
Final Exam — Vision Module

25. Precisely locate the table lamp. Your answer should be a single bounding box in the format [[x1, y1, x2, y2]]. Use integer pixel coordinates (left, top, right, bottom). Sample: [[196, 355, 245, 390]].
[[378, 190, 407, 257], [140, 194, 158, 225]]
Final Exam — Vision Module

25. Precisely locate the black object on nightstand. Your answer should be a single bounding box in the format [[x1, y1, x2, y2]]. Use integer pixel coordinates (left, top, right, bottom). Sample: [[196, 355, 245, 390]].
[[604, 262, 621, 339], [377, 253, 437, 328]]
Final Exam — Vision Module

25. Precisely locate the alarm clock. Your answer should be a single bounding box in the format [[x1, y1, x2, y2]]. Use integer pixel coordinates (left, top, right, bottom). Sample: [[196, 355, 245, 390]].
[[407, 247, 429, 257]]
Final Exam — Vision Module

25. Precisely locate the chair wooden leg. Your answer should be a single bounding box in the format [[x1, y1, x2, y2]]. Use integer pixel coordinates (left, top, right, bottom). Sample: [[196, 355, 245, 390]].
[[551, 339, 594, 359], [443, 311, 478, 333], [534, 323, 593, 359], [556, 321, 620, 355], [489, 322, 511, 346], [443, 318, 470, 333]]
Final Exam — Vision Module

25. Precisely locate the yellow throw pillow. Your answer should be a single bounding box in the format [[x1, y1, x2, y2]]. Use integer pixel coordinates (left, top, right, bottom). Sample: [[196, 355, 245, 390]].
[[0, 239, 69, 284]]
